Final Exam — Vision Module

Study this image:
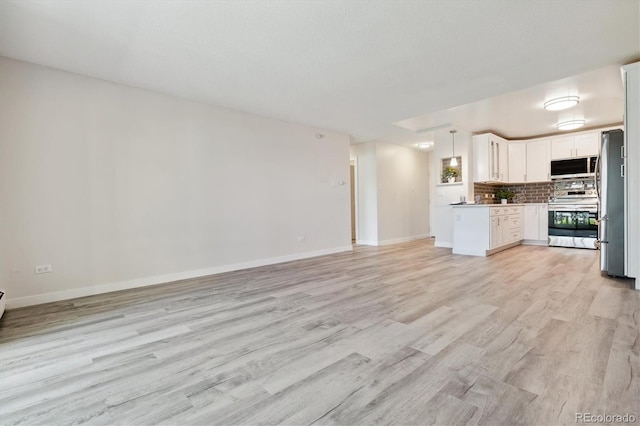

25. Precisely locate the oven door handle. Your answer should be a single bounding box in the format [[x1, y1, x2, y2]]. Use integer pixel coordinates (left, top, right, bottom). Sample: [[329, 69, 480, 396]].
[[551, 208, 599, 214]]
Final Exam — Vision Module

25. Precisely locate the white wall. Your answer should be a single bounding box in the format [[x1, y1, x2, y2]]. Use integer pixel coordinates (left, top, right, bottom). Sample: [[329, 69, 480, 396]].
[[376, 142, 429, 244], [351, 141, 429, 246], [622, 62, 639, 283], [0, 57, 352, 307], [429, 128, 473, 247]]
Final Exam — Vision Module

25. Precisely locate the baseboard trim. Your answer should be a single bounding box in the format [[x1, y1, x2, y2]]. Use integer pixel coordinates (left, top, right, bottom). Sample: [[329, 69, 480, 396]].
[[452, 248, 487, 257], [356, 234, 430, 247], [377, 234, 430, 246], [521, 239, 549, 246], [434, 241, 452, 248], [486, 241, 521, 256], [7, 245, 353, 309]]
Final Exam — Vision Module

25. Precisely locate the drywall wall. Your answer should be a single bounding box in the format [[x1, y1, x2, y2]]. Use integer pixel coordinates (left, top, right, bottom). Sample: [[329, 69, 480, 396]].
[[0, 57, 352, 307], [375, 142, 429, 244], [350, 142, 378, 244], [430, 128, 473, 247], [350, 142, 429, 246], [622, 62, 639, 282]]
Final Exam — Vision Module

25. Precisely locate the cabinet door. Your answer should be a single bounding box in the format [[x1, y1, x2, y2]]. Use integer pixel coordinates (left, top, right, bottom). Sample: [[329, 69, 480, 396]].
[[472, 134, 491, 182], [551, 136, 575, 159], [526, 139, 551, 182], [498, 139, 509, 182], [489, 136, 499, 182], [490, 217, 501, 248], [523, 206, 539, 240], [574, 132, 600, 157], [508, 143, 526, 183], [538, 204, 549, 241], [502, 216, 510, 243]]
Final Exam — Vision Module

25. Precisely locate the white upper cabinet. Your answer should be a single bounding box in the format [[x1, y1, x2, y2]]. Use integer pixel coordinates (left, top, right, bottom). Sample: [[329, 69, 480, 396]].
[[574, 132, 600, 157], [498, 136, 508, 182], [507, 139, 549, 183], [550, 136, 574, 159], [551, 131, 600, 159], [526, 139, 551, 182], [473, 133, 508, 183], [508, 142, 526, 183], [475, 128, 607, 184]]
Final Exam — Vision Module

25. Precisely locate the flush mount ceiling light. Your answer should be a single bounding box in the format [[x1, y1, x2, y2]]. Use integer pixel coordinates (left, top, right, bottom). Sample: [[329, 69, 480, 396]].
[[417, 142, 433, 149], [557, 119, 586, 131], [449, 130, 458, 167], [544, 96, 580, 111]]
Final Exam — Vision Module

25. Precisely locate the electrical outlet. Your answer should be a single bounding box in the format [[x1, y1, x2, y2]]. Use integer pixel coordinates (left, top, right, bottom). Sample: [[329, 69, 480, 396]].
[[298, 236, 305, 242], [34, 264, 52, 274]]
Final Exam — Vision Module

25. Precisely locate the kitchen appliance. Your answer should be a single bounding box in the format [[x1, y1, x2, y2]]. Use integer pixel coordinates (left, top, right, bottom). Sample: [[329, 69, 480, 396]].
[[597, 129, 625, 277], [550, 156, 597, 179], [548, 179, 598, 249]]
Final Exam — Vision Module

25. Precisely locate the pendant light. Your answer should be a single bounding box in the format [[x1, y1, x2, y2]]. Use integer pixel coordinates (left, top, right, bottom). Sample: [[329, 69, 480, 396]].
[[449, 130, 458, 167]]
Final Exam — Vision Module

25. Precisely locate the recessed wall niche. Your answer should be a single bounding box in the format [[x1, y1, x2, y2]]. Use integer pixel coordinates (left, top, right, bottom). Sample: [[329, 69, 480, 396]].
[[441, 157, 462, 183]]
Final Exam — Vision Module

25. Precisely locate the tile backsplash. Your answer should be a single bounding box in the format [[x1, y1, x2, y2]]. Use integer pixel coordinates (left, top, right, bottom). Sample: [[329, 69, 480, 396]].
[[473, 182, 553, 204]]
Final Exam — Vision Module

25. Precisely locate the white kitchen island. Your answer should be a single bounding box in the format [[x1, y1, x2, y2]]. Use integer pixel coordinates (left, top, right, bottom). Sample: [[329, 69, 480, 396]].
[[452, 203, 549, 256], [452, 204, 524, 256]]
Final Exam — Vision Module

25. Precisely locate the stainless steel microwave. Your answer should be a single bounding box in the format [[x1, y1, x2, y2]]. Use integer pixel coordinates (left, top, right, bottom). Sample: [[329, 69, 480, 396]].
[[550, 156, 597, 179]]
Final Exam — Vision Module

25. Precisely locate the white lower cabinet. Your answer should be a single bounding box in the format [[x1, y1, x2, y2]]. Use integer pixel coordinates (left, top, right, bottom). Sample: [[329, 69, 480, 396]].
[[522, 204, 548, 245], [453, 205, 523, 256], [490, 216, 501, 248], [490, 206, 523, 249]]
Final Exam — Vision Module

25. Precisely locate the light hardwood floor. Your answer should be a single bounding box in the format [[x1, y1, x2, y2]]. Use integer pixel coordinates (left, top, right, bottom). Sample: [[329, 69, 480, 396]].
[[1, 240, 638, 425]]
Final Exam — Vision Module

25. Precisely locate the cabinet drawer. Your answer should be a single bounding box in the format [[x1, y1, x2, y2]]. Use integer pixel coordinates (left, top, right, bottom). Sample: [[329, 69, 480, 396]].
[[508, 206, 522, 214], [510, 231, 521, 241], [508, 215, 521, 228], [490, 207, 505, 216]]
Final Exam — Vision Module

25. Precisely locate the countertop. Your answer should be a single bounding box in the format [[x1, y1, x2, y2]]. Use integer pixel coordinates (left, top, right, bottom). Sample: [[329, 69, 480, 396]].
[[451, 203, 547, 207]]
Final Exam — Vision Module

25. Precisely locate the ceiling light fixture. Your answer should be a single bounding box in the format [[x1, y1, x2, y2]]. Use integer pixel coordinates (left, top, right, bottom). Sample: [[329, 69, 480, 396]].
[[417, 142, 432, 149], [544, 96, 579, 111], [557, 119, 585, 131], [449, 130, 458, 167]]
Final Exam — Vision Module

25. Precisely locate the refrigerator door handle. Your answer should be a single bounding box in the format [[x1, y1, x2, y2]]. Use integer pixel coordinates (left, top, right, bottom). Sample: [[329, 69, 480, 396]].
[[621, 164, 625, 178], [595, 153, 600, 201]]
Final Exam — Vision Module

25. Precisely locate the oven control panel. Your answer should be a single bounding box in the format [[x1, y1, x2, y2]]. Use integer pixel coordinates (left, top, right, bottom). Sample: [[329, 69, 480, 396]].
[[552, 179, 597, 200]]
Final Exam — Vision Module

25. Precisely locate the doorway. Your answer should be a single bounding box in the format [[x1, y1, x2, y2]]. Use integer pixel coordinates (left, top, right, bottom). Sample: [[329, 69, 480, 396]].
[[350, 160, 357, 244]]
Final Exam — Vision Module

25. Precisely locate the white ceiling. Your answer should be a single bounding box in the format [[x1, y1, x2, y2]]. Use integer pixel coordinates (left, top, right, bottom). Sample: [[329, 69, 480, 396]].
[[0, 1, 638, 144], [395, 65, 626, 145]]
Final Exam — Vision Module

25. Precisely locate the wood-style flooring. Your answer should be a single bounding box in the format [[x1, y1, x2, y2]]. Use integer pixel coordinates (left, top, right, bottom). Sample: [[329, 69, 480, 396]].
[[0, 240, 638, 425]]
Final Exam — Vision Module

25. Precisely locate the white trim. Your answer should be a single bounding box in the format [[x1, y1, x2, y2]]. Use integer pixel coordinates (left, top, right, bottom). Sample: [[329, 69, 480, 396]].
[[377, 234, 431, 246], [521, 239, 548, 246], [486, 241, 521, 255], [452, 248, 487, 257], [356, 234, 430, 247], [7, 246, 353, 309], [434, 241, 452, 248], [351, 157, 359, 244]]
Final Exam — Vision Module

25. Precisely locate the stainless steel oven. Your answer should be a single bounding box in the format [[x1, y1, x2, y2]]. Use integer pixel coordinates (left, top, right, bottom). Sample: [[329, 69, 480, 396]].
[[548, 203, 599, 249]]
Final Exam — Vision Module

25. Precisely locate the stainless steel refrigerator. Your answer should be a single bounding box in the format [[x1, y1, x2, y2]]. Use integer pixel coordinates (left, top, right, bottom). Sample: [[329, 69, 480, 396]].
[[598, 129, 625, 277]]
